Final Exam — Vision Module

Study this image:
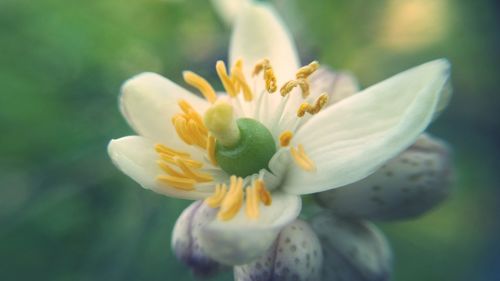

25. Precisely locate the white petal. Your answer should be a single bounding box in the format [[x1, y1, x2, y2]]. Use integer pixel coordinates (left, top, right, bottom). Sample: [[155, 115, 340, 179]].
[[198, 192, 301, 265], [315, 134, 453, 221], [229, 2, 299, 80], [210, 0, 250, 26], [276, 67, 360, 134], [120, 72, 209, 154], [107, 136, 213, 200], [283, 59, 451, 194], [310, 213, 392, 281], [234, 219, 322, 281], [229, 2, 300, 117], [310, 67, 360, 105]]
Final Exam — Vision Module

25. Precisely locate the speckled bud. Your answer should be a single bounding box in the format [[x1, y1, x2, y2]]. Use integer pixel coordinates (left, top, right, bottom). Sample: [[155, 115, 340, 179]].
[[171, 200, 224, 277], [310, 212, 392, 281], [234, 219, 323, 281], [315, 133, 453, 221]]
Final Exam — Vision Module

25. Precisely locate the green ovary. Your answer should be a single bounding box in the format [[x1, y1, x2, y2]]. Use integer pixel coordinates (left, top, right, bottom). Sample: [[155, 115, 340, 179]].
[[215, 118, 276, 177]]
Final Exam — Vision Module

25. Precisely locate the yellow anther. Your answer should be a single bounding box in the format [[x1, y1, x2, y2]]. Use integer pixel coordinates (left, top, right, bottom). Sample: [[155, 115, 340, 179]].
[[158, 153, 203, 169], [280, 61, 319, 98], [157, 175, 196, 191], [172, 116, 193, 145], [178, 99, 195, 114], [290, 144, 316, 172], [183, 71, 217, 103], [157, 160, 185, 178], [218, 176, 244, 221], [216, 61, 237, 97], [207, 134, 218, 166], [173, 100, 209, 149], [231, 59, 253, 101], [255, 179, 272, 206], [279, 130, 293, 147], [204, 101, 241, 147], [252, 59, 277, 93], [187, 119, 208, 148], [205, 184, 228, 208], [155, 144, 190, 158], [279, 79, 310, 98], [175, 157, 213, 183], [245, 185, 260, 219], [296, 61, 319, 79], [297, 93, 329, 117]]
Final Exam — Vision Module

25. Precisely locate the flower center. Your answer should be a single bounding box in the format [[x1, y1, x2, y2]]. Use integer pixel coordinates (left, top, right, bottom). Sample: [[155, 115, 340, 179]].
[[153, 58, 326, 221], [204, 101, 276, 177]]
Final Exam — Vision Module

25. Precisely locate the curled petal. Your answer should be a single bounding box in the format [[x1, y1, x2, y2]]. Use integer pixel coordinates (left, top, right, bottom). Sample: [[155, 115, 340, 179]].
[[198, 192, 301, 265], [315, 134, 453, 221], [310, 212, 392, 281], [234, 219, 323, 281], [283, 59, 451, 194], [172, 201, 226, 277], [107, 136, 212, 200]]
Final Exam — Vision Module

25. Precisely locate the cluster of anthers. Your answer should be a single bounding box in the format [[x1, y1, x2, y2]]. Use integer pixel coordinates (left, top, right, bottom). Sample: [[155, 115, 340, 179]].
[[154, 59, 328, 221]]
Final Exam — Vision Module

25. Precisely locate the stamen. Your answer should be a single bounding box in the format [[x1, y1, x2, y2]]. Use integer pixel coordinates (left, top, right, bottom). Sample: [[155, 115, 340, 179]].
[[255, 179, 272, 205], [280, 61, 320, 98], [183, 71, 217, 103], [252, 59, 277, 93], [205, 183, 228, 208], [175, 157, 213, 182], [157, 160, 185, 178], [296, 61, 319, 79], [207, 134, 218, 166], [172, 115, 193, 145], [245, 185, 260, 219], [155, 144, 190, 158], [280, 79, 309, 97], [158, 153, 203, 169], [172, 100, 209, 149], [279, 130, 293, 147], [218, 176, 244, 221], [231, 59, 253, 101], [215, 60, 237, 97], [157, 175, 196, 191], [297, 93, 329, 117], [290, 144, 316, 172]]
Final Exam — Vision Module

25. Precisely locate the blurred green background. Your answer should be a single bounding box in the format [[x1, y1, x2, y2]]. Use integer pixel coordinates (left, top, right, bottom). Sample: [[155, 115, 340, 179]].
[[1, 0, 499, 280]]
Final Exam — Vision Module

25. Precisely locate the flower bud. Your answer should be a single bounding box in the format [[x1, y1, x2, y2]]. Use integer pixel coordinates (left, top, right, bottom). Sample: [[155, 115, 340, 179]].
[[315, 133, 453, 220], [234, 219, 323, 281], [310, 212, 392, 281], [171, 200, 224, 277]]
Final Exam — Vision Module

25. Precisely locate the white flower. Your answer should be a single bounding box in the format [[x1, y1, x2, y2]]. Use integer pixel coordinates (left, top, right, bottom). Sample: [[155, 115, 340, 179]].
[[107, 1, 451, 266]]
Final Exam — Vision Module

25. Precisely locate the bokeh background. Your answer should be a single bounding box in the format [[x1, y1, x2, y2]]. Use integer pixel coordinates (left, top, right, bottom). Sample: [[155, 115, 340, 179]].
[[1, 0, 499, 280]]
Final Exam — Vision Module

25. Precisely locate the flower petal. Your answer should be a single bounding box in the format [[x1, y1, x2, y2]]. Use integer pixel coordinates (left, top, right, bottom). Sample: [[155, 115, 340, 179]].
[[210, 0, 250, 26], [310, 212, 392, 281], [309, 67, 360, 105], [276, 67, 360, 134], [172, 201, 226, 277], [120, 72, 209, 154], [107, 136, 213, 200], [198, 192, 301, 265], [283, 59, 451, 194], [229, 2, 299, 80], [234, 219, 322, 281], [315, 134, 453, 221]]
